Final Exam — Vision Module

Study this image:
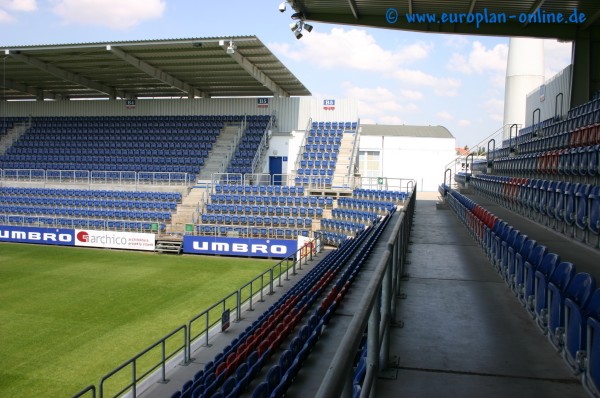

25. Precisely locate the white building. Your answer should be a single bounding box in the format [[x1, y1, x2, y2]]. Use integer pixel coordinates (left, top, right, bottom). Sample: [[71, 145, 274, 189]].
[[357, 124, 456, 192]]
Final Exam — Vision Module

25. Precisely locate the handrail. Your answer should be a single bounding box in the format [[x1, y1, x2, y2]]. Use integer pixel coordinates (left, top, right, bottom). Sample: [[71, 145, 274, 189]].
[[509, 123, 518, 153], [316, 186, 416, 397], [487, 139, 496, 168], [294, 117, 313, 174], [0, 169, 191, 187], [443, 123, 513, 180], [99, 325, 187, 398], [71, 385, 95, 398], [73, 234, 322, 398], [532, 108, 541, 136], [347, 118, 361, 177], [555, 92, 564, 120]]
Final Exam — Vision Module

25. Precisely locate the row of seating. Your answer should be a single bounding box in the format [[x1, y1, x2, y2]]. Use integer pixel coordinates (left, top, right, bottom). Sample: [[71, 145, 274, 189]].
[[308, 129, 344, 137], [214, 185, 305, 196], [337, 197, 397, 213], [445, 188, 600, 395], [492, 145, 599, 182], [0, 197, 176, 211], [195, 225, 310, 239], [6, 148, 212, 157], [331, 208, 379, 223], [299, 159, 337, 169], [301, 151, 337, 161], [201, 214, 312, 229], [0, 215, 165, 232], [17, 132, 219, 145], [172, 208, 391, 398], [512, 125, 600, 155], [470, 176, 600, 248], [317, 230, 349, 246], [320, 219, 367, 235], [311, 121, 357, 130], [205, 204, 323, 218], [209, 194, 329, 207], [0, 163, 200, 174], [352, 188, 408, 202], [0, 205, 172, 221], [293, 176, 333, 188], [0, 187, 182, 202]]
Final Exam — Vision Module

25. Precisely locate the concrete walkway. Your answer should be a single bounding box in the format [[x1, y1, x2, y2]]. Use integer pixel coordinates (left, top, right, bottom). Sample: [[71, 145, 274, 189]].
[[377, 195, 586, 398]]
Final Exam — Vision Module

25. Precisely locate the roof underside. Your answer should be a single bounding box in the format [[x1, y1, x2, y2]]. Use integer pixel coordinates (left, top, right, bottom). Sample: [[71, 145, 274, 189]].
[[291, 0, 600, 39], [1, 37, 311, 101]]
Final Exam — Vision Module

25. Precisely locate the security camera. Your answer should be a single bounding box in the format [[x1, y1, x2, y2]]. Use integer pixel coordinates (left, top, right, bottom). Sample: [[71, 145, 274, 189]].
[[278, 2, 286, 12]]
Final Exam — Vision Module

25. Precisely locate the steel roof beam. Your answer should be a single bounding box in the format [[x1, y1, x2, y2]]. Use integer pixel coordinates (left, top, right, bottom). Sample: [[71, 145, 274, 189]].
[[347, 0, 359, 19], [2, 78, 57, 100], [468, 0, 477, 14], [222, 44, 289, 97], [8, 51, 121, 99], [108, 46, 207, 99]]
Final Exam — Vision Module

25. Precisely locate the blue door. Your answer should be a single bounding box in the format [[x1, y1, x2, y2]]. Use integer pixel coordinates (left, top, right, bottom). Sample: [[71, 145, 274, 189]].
[[269, 156, 283, 185]]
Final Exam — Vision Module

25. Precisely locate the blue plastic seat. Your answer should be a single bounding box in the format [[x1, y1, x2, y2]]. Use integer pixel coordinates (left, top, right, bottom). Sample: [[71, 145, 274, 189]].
[[548, 272, 597, 350], [535, 262, 575, 333], [564, 289, 600, 374]]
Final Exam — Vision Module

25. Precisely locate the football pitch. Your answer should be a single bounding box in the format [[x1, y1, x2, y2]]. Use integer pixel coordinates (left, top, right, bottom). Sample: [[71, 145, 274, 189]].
[[0, 242, 278, 397]]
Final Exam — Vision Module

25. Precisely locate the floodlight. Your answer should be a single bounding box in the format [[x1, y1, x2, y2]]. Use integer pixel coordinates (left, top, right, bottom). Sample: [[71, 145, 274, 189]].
[[291, 12, 303, 20], [278, 2, 286, 12], [304, 23, 313, 32], [294, 30, 303, 40], [226, 40, 236, 55], [290, 21, 300, 31]]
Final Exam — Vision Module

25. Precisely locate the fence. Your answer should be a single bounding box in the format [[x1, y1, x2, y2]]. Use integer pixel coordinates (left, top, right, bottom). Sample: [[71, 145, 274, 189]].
[[316, 185, 416, 398], [72, 236, 321, 398], [0, 169, 192, 187]]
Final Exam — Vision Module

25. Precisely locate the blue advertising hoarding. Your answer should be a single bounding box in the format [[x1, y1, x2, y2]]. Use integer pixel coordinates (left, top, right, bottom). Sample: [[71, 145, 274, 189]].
[[0, 225, 75, 246], [183, 236, 296, 259]]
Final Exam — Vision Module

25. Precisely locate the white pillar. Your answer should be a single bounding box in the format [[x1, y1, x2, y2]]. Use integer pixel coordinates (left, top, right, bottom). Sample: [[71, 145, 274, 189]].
[[502, 38, 545, 141]]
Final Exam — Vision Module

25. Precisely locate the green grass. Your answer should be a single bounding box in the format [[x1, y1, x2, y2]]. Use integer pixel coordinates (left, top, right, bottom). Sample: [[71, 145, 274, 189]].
[[0, 243, 277, 397]]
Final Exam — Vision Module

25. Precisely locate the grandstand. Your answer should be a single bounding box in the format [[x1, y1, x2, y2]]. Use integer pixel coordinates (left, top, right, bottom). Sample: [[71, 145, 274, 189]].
[[3, 1, 600, 396]]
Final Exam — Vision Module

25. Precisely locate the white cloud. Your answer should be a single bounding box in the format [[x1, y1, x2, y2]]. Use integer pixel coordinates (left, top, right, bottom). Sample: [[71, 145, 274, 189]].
[[0, 0, 37, 11], [0, 0, 37, 22], [481, 98, 504, 122], [448, 41, 508, 75], [52, 0, 166, 29], [0, 8, 12, 21], [437, 111, 454, 121], [458, 119, 471, 127], [544, 39, 572, 79], [393, 68, 461, 96], [400, 89, 424, 100], [342, 82, 418, 124], [270, 27, 432, 73], [444, 35, 470, 49]]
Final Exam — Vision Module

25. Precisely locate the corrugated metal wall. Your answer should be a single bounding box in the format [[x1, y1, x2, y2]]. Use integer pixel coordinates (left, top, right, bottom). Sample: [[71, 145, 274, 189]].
[[3, 97, 359, 132], [525, 64, 572, 127]]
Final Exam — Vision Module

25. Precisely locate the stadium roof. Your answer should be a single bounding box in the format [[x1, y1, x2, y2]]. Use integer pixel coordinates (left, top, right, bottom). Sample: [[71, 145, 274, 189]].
[[289, 0, 600, 39], [361, 124, 454, 138], [0, 36, 311, 101]]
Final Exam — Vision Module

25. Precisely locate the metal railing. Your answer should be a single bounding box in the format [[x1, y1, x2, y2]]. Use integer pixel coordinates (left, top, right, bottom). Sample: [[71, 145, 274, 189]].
[[356, 177, 416, 193], [294, 117, 313, 174], [250, 117, 274, 175], [316, 185, 416, 398], [73, 235, 322, 398], [346, 119, 361, 178], [0, 169, 192, 188], [99, 326, 188, 398]]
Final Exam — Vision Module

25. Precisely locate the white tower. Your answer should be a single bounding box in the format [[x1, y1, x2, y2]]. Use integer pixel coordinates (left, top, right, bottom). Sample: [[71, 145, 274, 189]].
[[502, 38, 545, 141]]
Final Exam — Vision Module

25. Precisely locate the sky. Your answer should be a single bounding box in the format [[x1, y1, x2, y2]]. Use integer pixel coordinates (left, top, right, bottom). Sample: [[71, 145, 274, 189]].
[[0, 0, 573, 147]]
